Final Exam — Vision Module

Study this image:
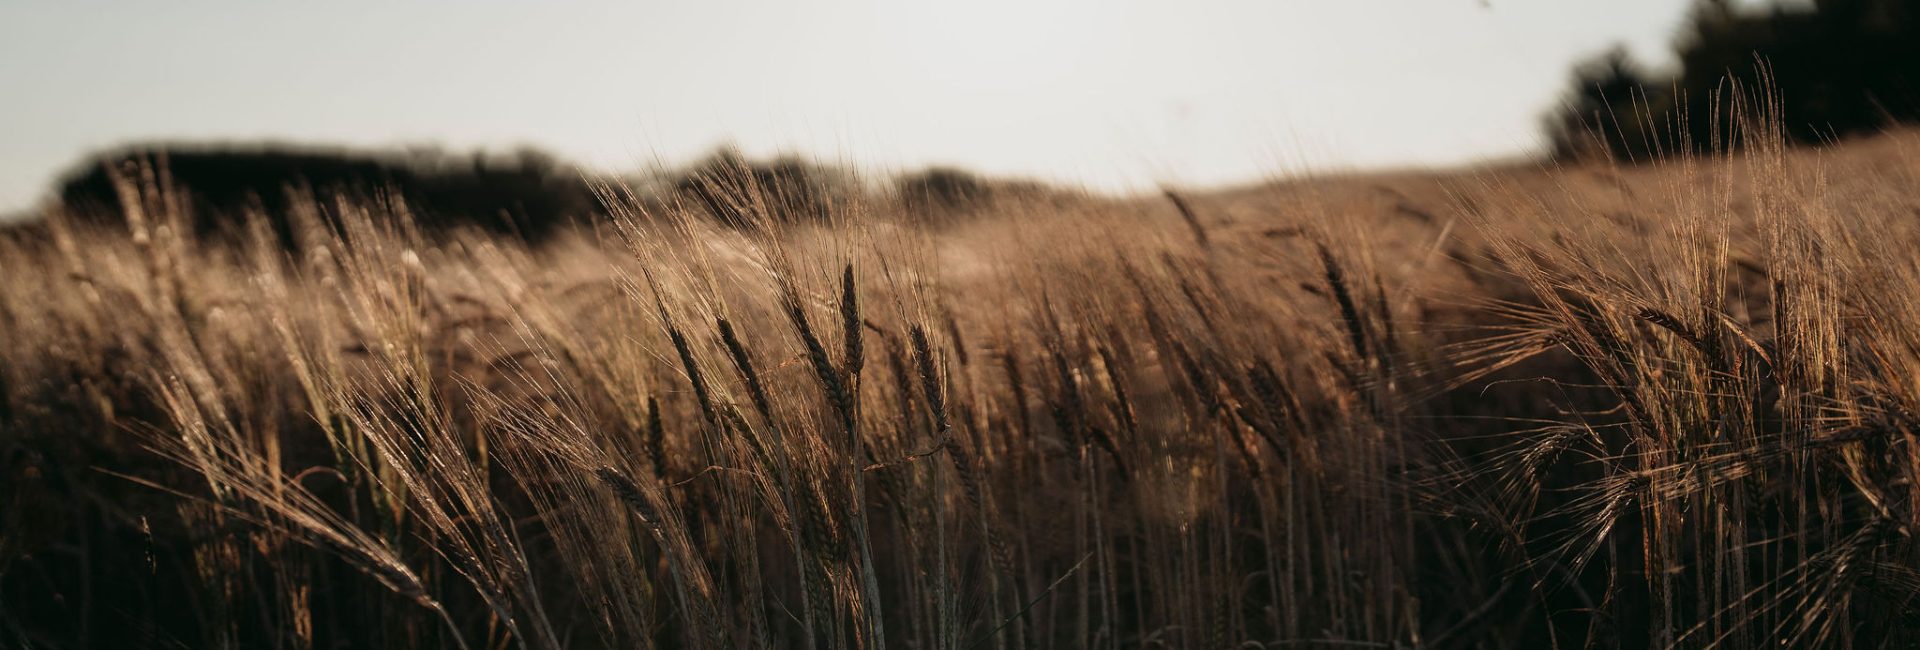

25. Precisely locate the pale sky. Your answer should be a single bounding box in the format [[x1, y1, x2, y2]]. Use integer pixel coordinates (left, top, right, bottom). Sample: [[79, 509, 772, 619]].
[[0, 1, 1697, 212]]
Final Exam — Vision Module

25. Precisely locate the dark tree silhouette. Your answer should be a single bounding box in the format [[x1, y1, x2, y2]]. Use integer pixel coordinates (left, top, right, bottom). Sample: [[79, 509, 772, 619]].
[[57, 144, 600, 247], [896, 167, 995, 217], [1546, 48, 1673, 161], [671, 148, 846, 228], [1548, 0, 1920, 161]]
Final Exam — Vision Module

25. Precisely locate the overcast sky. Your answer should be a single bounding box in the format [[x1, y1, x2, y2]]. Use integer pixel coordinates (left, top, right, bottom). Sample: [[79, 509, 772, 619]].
[[0, 0, 1697, 212]]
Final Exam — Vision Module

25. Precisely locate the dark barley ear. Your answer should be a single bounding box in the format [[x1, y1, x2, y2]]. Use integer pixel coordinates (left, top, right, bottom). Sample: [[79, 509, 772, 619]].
[[716, 317, 777, 429], [839, 264, 863, 378], [1170, 340, 1218, 416], [1317, 241, 1371, 364], [909, 325, 949, 434], [782, 283, 855, 432], [913, 325, 997, 544], [594, 466, 658, 529], [666, 324, 717, 427], [1175, 274, 1222, 337], [1372, 271, 1399, 366], [1061, 334, 1125, 474], [1249, 358, 1307, 434], [1164, 188, 1210, 249], [1095, 345, 1136, 440], [644, 395, 666, 477], [1000, 348, 1032, 440], [1045, 341, 1086, 439]]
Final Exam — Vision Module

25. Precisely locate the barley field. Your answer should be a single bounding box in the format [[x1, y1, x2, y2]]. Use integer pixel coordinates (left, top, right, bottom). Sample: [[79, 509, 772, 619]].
[[5, 118, 1920, 648]]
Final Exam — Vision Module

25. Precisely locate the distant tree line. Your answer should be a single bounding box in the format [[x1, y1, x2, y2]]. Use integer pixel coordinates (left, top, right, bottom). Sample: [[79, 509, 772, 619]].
[[58, 145, 600, 245], [668, 148, 855, 228], [663, 150, 1013, 227], [51, 142, 1023, 247], [1548, 0, 1920, 161]]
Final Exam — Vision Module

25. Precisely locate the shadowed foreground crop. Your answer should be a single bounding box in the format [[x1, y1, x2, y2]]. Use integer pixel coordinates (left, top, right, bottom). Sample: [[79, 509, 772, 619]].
[[6, 116, 1920, 648]]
